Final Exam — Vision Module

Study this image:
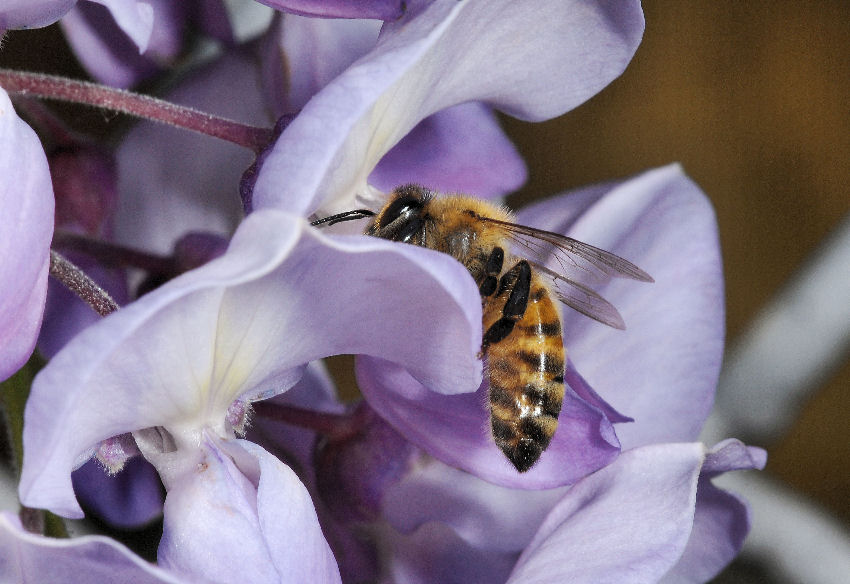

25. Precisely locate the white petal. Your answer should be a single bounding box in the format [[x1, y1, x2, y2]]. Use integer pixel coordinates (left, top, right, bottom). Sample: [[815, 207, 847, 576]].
[[20, 210, 481, 517], [253, 0, 644, 215]]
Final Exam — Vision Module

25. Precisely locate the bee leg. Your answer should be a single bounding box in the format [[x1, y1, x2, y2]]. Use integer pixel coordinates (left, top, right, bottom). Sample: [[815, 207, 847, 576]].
[[478, 247, 504, 297], [482, 260, 531, 347]]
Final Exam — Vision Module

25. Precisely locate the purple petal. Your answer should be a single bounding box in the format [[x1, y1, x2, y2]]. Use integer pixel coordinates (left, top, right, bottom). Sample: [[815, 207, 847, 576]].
[[261, 15, 523, 200], [0, 512, 181, 583], [0, 0, 76, 29], [49, 146, 116, 235], [0, 88, 54, 382], [370, 102, 527, 199], [172, 231, 229, 272], [261, 14, 381, 116], [4, 0, 155, 51], [71, 456, 163, 529], [248, 368, 383, 582], [701, 438, 768, 476], [190, 0, 234, 45], [508, 443, 707, 583], [61, 1, 233, 88], [517, 165, 724, 448], [155, 436, 340, 583], [38, 256, 164, 528], [383, 521, 517, 584], [357, 356, 619, 489], [253, 0, 644, 215], [314, 403, 417, 523], [259, 15, 524, 201], [114, 49, 268, 253], [387, 439, 765, 578], [564, 360, 632, 424], [256, 0, 404, 20], [90, 0, 154, 51], [383, 458, 566, 553], [60, 0, 181, 88], [20, 210, 481, 517], [659, 480, 750, 584], [660, 440, 765, 583]]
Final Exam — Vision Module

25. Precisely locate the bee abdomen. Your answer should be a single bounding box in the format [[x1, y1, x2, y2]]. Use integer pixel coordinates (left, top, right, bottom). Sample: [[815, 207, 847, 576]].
[[486, 277, 566, 472], [488, 352, 565, 471], [489, 377, 561, 472]]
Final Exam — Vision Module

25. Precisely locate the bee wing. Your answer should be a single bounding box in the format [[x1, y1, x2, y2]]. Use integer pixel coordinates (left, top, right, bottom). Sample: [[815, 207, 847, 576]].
[[480, 217, 654, 285], [531, 262, 626, 330]]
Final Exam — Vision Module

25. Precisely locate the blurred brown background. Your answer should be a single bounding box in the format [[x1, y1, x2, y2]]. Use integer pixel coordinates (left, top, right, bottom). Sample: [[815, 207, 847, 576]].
[[503, 2, 850, 526]]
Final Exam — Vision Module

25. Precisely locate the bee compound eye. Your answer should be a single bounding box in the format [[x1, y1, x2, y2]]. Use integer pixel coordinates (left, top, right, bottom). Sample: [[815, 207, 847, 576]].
[[381, 194, 422, 226], [395, 215, 426, 244]]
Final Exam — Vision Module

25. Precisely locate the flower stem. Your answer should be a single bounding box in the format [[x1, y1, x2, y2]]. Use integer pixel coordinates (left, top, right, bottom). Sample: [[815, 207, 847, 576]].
[[49, 251, 119, 317], [0, 69, 274, 152], [253, 402, 360, 439], [52, 231, 178, 276]]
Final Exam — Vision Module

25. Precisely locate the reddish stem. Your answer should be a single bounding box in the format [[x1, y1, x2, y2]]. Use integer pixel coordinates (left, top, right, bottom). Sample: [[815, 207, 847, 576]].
[[253, 402, 360, 439], [52, 231, 178, 276], [0, 69, 274, 152]]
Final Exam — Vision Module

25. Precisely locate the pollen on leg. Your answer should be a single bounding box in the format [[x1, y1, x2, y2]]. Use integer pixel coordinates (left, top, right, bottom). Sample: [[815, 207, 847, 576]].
[[226, 399, 254, 436]]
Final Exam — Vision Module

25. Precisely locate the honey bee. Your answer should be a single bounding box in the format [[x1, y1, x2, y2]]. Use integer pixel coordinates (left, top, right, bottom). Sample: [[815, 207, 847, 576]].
[[312, 185, 653, 472]]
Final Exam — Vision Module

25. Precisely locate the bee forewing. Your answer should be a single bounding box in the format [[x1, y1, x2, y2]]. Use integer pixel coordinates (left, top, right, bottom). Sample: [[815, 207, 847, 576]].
[[533, 263, 626, 330], [483, 218, 654, 285]]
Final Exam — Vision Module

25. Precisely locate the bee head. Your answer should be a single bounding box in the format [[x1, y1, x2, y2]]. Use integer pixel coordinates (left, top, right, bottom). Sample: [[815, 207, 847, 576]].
[[365, 184, 433, 244]]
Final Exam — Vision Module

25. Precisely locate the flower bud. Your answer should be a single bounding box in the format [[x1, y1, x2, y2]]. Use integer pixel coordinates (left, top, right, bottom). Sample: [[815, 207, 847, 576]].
[[49, 146, 116, 236]]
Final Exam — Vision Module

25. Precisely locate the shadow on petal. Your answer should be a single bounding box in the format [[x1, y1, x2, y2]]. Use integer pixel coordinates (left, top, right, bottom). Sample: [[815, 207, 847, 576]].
[[357, 356, 619, 489]]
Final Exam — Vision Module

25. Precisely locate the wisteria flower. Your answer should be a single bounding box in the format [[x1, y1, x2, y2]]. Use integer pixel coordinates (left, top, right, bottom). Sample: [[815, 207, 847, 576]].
[[259, 11, 527, 198], [243, 164, 741, 583], [348, 161, 741, 582], [353, 163, 724, 487], [111, 10, 527, 257], [5, 0, 407, 90], [251, 0, 644, 215], [20, 0, 649, 522], [0, 86, 54, 382], [379, 440, 765, 584], [515, 167, 724, 451], [0, 0, 154, 50], [19, 209, 486, 581], [238, 0, 649, 487], [4, 0, 770, 581], [250, 160, 754, 577], [214, 0, 650, 489], [59, 0, 235, 88]]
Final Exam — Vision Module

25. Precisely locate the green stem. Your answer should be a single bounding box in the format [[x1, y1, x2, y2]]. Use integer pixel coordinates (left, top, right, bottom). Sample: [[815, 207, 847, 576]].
[[0, 355, 68, 537]]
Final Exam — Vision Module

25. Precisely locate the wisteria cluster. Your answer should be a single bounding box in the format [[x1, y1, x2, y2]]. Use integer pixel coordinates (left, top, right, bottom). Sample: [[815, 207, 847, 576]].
[[0, 1, 765, 582]]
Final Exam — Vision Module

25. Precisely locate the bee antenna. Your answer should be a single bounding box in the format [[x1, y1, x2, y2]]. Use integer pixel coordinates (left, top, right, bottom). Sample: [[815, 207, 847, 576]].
[[310, 209, 376, 227]]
